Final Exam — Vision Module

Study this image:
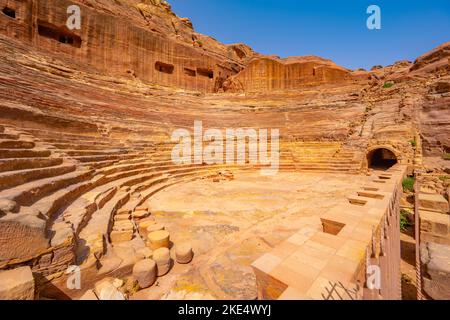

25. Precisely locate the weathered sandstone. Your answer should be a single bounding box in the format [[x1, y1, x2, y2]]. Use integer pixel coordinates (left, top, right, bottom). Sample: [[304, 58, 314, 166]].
[[132, 259, 157, 289], [0, 266, 35, 300]]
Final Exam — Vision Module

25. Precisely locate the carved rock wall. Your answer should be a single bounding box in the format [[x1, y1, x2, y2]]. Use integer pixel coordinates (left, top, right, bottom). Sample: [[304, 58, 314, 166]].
[[0, 0, 247, 93], [223, 56, 364, 93]]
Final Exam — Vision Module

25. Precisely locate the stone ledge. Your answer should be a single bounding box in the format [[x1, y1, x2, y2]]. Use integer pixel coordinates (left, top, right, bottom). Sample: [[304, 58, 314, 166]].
[[251, 165, 407, 300]]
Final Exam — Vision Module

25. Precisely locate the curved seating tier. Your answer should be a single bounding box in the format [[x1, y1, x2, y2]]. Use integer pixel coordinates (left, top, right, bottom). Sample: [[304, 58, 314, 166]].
[[0, 123, 363, 278]]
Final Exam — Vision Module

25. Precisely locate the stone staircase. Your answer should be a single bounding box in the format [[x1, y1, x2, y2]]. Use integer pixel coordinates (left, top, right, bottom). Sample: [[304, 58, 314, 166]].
[[287, 142, 361, 173], [0, 124, 252, 275]]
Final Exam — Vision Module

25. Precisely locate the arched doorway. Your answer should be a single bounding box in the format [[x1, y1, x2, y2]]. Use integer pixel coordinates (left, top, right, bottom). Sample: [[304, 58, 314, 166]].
[[367, 148, 398, 169]]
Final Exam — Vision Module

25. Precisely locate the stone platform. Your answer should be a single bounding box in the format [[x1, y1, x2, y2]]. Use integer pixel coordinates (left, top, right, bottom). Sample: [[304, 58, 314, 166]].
[[141, 171, 371, 299]]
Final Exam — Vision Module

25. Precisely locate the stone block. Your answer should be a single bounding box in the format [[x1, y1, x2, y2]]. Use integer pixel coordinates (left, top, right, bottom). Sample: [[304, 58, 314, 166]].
[[114, 214, 130, 221], [133, 209, 149, 220], [113, 220, 134, 231], [133, 259, 157, 289], [0, 266, 35, 300], [136, 247, 153, 260], [153, 247, 172, 276], [175, 243, 194, 264], [0, 213, 49, 262], [94, 279, 126, 300], [420, 210, 449, 240], [421, 242, 450, 300], [419, 193, 449, 213], [147, 230, 170, 250], [110, 230, 133, 243], [138, 219, 157, 236]]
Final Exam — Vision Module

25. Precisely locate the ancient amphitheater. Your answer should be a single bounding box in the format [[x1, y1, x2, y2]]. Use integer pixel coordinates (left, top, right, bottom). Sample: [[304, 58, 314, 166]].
[[0, 0, 449, 300]]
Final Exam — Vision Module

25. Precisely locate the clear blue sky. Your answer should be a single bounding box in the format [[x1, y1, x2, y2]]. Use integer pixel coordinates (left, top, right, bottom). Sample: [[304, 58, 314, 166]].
[[170, 0, 450, 70]]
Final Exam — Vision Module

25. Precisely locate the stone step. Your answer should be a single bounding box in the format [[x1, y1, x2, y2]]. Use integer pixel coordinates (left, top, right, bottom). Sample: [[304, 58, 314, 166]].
[[99, 161, 204, 178], [76, 191, 131, 265], [0, 169, 93, 206], [72, 153, 143, 163], [0, 163, 76, 191], [292, 158, 356, 164], [56, 166, 192, 236], [32, 180, 94, 220], [24, 130, 108, 142], [296, 167, 355, 173], [98, 161, 156, 176], [0, 157, 63, 173], [0, 149, 51, 159], [59, 186, 118, 235], [133, 171, 218, 208], [41, 165, 163, 228], [83, 159, 121, 169], [294, 162, 357, 167], [40, 137, 123, 147], [294, 162, 357, 168], [60, 149, 126, 157], [0, 140, 35, 149], [49, 143, 126, 151]]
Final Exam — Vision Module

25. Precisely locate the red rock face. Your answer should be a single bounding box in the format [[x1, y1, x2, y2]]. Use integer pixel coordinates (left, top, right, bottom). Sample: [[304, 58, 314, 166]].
[[223, 56, 367, 93], [410, 42, 450, 73], [0, 0, 450, 299]]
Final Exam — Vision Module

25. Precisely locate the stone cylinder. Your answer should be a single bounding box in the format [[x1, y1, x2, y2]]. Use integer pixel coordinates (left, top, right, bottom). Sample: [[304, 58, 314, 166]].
[[132, 259, 157, 289], [153, 247, 172, 276], [147, 230, 170, 250], [146, 223, 165, 234], [176, 243, 194, 264], [138, 219, 157, 237]]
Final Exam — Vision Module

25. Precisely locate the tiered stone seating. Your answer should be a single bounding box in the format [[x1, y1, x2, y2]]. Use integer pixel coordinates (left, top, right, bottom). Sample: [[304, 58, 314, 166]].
[[0, 127, 248, 270], [288, 142, 360, 173], [0, 121, 366, 290]]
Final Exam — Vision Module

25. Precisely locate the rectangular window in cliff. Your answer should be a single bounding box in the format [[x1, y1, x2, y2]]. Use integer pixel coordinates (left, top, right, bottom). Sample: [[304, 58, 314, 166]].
[[2, 7, 16, 19], [184, 68, 196, 77], [197, 68, 214, 79], [155, 62, 174, 74], [37, 21, 82, 48]]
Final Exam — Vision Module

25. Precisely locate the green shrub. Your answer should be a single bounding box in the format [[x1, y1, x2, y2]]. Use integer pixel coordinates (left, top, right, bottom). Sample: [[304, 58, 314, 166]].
[[443, 153, 450, 160], [439, 176, 449, 182], [383, 82, 394, 88], [410, 140, 417, 148], [402, 177, 415, 192]]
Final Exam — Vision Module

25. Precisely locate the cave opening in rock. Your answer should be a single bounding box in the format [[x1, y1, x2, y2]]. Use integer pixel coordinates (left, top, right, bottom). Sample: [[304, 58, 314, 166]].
[[2, 7, 16, 19], [367, 148, 398, 169], [155, 61, 174, 74], [197, 68, 214, 79], [37, 21, 82, 48]]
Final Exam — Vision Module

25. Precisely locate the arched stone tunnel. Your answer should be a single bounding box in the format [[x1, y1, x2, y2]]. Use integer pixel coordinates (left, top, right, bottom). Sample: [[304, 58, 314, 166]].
[[367, 147, 399, 170]]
